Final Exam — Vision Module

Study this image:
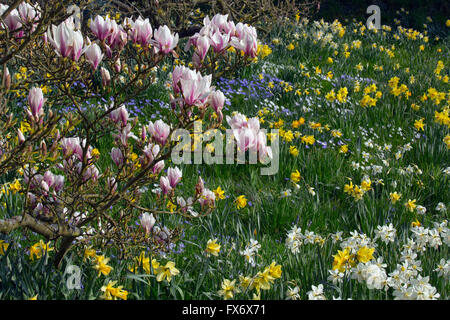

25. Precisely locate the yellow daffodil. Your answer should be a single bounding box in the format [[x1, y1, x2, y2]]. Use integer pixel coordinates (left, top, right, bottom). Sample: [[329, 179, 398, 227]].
[[155, 261, 179, 282], [218, 279, 240, 300], [205, 239, 221, 256], [235, 195, 247, 209]]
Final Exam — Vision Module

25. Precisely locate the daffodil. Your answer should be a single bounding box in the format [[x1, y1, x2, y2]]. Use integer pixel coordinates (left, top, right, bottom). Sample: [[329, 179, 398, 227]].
[[205, 239, 221, 256], [29, 240, 53, 261], [390, 192, 401, 204], [405, 199, 417, 212], [235, 195, 247, 209], [414, 118, 425, 131], [214, 186, 226, 200], [267, 262, 282, 279], [332, 248, 356, 272], [356, 246, 375, 263], [93, 255, 113, 277], [290, 170, 301, 183], [101, 281, 128, 300], [155, 261, 179, 282], [218, 279, 240, 300], [83, 247, 97, 262]]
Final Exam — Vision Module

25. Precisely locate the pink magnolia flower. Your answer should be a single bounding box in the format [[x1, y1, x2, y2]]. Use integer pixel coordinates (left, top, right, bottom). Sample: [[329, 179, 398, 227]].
[[177, 196, 198, 216], [114, 123, 137, 147], [152, 160, 165, 174], [129, 16, 152, 46], [148, 120, 170, 145], [61, 137, 84, 160], [140, 125, 147, 142], [211, 14, 228, 28], [140, 213, 156, 234], [167, 167, 182, 188], [81, 164, 99, 182], [234, 127, 257, 152], [101, 67, 110, 87], [192, 52, 202, 69], [53, 175, 65, 192], [27, 87, 44, 120], [142, 143, 160, 164], [198, 188, 215, 208], [90, 15, 114, 41], [209, 90, 225, 113], [209, 30, 230, 52], [172, 66, 200, 94], [110, 105, 129, 126], [114, 58, 121, 72], [195, 176, 205, 195], [231, 32, 257, 58], [40, 180, 49, 193], [18, 2, 40, 23], [85, 42, 103, 70], [18, 128, 25, 144], [110, 147, 123, 166], [43, 171, 55, 188], [195, 35, 210, 60], [47, 18, 84, 61], [226, 112, 248, 130], [180, 74, 212, 106], [105, 21, 127, 53], [3, 67, 10, 91], [39, 171, 64, 193], [153, 25, 178, 54], [160, 176, 172, 195], [107, 177, 117, 193], [234, 22, 257, 40], [256, 131, 273, 161], [0, 5, 22, 32], [247, 117, 260, 132], [211, 14, 231, 32]]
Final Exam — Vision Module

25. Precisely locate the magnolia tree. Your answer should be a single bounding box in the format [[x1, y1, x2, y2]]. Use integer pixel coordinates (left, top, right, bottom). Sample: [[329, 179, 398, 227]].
[[0, 1, 272, 267]]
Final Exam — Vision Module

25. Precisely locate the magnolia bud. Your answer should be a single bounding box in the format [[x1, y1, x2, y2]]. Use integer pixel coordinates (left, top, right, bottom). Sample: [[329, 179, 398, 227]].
[[140, 212, 156, 234], [40, 140, 47, 157], [28, 87, 44, 120], [152, 160, 164, 174], [85, 43, 103, 70], [167, 167, 182, 188], [159, 176, 172, 195], [195, 176, 205, 196], [209, 90, 225, 113], [101, 67, 111, 87], [18, 129, 25, 144], [3, 67, 11, 91], [111, 147, 123, 167], [141, 126, 146, 142]]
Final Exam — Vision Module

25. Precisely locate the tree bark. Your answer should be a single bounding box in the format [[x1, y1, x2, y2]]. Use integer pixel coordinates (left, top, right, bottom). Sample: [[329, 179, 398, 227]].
[[53, 236, 77, 268]]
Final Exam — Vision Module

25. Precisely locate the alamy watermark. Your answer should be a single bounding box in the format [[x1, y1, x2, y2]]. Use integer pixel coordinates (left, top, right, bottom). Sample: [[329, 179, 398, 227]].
[[366, 5, 381, 30], [64, 264, 82, 290]]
